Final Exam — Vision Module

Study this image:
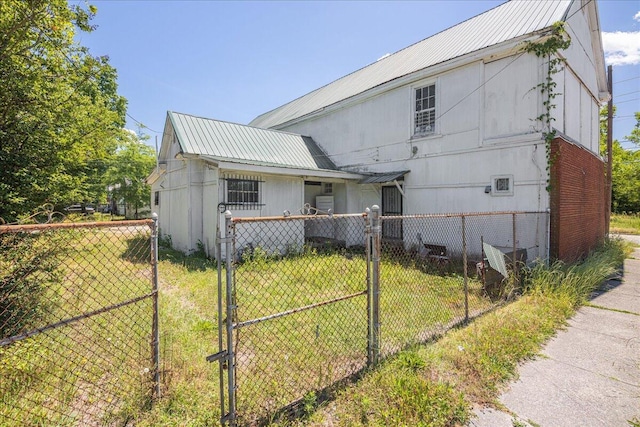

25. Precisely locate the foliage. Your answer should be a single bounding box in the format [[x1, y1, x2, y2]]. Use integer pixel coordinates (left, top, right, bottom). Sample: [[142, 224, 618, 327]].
[[525, 238, 627, 306], [601, 109, 640, 213], [610, 213, 640, 235], [522, 21, 571, 191], [0, 231, 70, 337], [104, 132, 156, 218], [0, 1, 128, 223]]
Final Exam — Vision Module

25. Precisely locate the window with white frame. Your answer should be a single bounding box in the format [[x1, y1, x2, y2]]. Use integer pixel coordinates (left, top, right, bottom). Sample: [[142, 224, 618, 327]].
[[491, 175, 513, 196], [414, 84, 436, 136]]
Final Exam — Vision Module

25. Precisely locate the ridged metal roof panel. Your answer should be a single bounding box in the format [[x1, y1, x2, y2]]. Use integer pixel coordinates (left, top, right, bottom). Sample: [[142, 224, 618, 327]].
[[359, 171, 409, 184], [250, 0, 572, 129], [168, 111, 337, 171]]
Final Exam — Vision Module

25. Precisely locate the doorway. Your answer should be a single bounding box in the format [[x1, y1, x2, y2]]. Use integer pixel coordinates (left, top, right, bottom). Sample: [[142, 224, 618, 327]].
[[382, 185, 402, 239]]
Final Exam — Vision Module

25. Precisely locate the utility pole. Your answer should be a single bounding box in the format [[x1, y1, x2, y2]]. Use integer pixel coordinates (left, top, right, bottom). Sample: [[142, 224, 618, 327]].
[[606, 64, 613, 235]]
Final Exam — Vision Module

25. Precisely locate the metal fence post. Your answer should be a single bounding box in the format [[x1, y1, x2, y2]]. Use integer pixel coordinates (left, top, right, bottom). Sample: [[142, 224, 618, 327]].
[[371, 205, 381, 366], [364, 208, 373, 367], [224, 211, 237, 426], [462, 215, 469, 322], [150, 213, 160, 400], [512, 213, 517, 287], [216, 227, 226, 421]]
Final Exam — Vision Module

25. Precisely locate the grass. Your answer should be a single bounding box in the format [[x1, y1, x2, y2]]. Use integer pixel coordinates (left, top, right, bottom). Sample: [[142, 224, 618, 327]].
[[133, 243, 494, 426], [610, 213, 640, 235], [273, 238, 628, 426], [0, 227, 155, 427], [1, 228, 629, 427]]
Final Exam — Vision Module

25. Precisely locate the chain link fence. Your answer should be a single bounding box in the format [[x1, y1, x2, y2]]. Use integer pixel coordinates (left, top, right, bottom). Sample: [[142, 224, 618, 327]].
[[0, 220, 159, 426], [214, 209, 548, 425]]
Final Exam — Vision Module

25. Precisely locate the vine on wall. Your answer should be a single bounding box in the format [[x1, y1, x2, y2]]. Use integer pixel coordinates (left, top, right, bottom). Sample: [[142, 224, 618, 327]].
[[522, 22, 571, 191]]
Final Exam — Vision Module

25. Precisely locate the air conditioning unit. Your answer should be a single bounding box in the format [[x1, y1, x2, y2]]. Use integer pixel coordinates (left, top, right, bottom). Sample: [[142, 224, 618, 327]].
[[315, 196, 334, 213]]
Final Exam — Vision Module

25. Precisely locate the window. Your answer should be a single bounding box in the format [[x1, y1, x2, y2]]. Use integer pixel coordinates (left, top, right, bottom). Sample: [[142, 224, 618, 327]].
[[491, 175, 513, 196], [154, 191, 160, 206], [225, 176, 263, 209], [414, 84, 436, 136], [322, 182, 333, 194]]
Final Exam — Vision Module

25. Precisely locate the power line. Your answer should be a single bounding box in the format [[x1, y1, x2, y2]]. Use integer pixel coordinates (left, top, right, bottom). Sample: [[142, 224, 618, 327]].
[[614, 76, 640, 85], [615, 98, 640, 105], [126, 113, 162, 134], [615, 90, 640, 98]]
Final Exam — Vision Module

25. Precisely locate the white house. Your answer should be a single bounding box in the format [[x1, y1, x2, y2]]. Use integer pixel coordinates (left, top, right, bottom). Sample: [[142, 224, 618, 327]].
[[149, 0, 609, 260]]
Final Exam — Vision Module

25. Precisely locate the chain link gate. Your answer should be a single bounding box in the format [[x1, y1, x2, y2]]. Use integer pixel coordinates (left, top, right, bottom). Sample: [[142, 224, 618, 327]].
[[211, 208, 548, 426], [0, 218, 160, 425]]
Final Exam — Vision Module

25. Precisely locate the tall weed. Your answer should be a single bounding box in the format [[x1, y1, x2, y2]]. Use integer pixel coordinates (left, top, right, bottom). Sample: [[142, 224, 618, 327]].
[[525, 238, 626, 306]]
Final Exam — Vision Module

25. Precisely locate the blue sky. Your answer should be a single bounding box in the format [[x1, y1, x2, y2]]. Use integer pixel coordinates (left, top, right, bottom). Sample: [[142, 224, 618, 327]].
[[78, 0, 640, 148]]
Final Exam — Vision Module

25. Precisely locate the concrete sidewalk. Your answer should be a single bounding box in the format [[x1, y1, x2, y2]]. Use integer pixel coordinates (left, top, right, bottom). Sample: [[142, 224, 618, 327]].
[[470, 237, 640, 427]]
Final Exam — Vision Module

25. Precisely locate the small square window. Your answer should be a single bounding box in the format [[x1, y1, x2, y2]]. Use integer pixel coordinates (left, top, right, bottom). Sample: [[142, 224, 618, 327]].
[[495, 178, 510, 192], [491, 175, 514, 196]]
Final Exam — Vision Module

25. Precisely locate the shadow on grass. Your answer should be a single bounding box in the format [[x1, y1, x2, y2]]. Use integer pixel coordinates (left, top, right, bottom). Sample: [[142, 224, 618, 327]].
[[158, 245, 216, 272], [121, 236, 151, 264]]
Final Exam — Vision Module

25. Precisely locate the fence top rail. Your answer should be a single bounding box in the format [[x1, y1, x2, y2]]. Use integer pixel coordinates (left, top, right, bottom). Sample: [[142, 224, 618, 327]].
[[380, 211, 548, 220], [0, 219, 153, 233], [231, 212, 367, 223]]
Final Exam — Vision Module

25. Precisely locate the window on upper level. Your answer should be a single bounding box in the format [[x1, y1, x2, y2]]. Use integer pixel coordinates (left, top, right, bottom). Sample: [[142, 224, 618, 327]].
[[414, 84, 436, 136]]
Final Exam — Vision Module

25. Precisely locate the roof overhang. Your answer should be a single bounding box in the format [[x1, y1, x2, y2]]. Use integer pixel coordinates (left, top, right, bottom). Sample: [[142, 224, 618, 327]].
[[359, 170, 409, 184], [201, 156, 364, 180]]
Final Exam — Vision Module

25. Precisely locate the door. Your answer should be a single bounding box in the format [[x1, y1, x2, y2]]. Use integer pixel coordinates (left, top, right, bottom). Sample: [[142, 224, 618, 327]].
[[382, 186, 402, 239]]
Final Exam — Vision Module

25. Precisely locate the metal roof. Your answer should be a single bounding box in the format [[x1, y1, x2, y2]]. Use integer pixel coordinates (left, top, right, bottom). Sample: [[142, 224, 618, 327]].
[[168, 111, 337, 171], [250, 0, 572, 129], [359, 171, 409, 184]]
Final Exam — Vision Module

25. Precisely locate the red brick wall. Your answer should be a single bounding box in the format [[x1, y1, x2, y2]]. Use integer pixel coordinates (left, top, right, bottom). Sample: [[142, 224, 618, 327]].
[[549, 137, 606, 262]]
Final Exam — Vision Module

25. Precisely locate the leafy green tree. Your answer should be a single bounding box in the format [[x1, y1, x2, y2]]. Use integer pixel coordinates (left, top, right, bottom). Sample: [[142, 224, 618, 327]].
[[0, 1, 127, 222], [105, 133, 156, 218], [600, 108, 640, 213]]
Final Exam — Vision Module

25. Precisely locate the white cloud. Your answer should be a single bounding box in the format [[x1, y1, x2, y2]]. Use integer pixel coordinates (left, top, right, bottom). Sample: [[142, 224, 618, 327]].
[[634, 11, 640, 22], [602, 31, 640, 66]]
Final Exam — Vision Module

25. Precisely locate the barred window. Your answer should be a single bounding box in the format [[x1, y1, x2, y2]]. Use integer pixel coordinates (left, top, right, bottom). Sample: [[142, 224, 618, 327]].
[[414, 84, 436, 136], [491, 175, 513, 196], [224, 176, 263, 209]]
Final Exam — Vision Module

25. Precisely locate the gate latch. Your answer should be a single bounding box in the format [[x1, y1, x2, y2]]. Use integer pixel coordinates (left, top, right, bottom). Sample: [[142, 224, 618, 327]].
[[206, 350, 228, 363]]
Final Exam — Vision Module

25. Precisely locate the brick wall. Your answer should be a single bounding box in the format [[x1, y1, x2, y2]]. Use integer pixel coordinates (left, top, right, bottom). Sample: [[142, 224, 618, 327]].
[[549, 137, 607, 262]]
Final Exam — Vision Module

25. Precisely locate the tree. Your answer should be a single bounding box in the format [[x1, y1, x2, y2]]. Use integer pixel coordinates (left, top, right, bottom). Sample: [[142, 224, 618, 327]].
[[600, 107, 640, 213], [0, 1, 127, 223], [105, 132, 156, 218]]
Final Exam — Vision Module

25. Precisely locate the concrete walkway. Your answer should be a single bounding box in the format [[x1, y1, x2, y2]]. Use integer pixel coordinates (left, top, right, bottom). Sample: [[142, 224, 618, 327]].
[[470, 236, 640, 427]]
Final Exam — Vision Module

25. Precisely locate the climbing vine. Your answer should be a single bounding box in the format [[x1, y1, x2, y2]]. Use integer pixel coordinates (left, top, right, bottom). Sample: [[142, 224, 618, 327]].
[[522, 21, 571, 191]]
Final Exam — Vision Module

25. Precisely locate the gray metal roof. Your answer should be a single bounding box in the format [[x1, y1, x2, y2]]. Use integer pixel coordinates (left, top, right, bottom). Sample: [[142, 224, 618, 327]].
[[168, 111, 337, 171], [359, 171, 409, 184], [250, 0, 572, 129]]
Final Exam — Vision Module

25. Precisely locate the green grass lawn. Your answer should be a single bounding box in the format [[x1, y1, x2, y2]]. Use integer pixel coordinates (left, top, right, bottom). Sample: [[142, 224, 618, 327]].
[[0, 227, 154, 427], [136, 245, 495, 426], [610, 213, 640, 235], [2, 227, 625, 427]]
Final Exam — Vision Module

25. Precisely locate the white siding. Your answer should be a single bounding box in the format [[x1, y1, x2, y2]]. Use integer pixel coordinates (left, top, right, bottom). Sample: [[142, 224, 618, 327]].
[[483, 54, 540, 140]]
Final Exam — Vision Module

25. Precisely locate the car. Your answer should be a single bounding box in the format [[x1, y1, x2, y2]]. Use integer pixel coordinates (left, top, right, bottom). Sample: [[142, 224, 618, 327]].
[[65, 204, 95, 215]]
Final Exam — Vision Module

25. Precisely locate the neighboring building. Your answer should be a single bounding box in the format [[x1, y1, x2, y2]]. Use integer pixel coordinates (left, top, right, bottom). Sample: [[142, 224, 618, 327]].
[[149, 0, 609, 261]]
